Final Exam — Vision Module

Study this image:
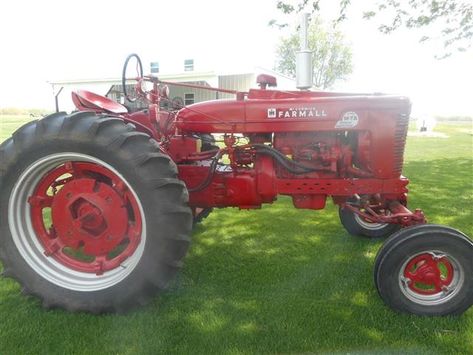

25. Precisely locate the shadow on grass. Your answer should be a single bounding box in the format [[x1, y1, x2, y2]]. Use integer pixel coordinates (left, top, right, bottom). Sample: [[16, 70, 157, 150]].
[[404, 158, 473, 235], [0, 158, 471, 354]]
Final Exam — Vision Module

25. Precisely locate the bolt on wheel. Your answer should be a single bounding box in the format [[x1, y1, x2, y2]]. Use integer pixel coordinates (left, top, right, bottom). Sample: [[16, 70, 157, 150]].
[[339, 203, 400, 238], [10, 153, 146, 291], [374, 224, 473, 315], [353, 212, 389, 231], [0, 112, 192, 313], [398, 251, 463, 306]]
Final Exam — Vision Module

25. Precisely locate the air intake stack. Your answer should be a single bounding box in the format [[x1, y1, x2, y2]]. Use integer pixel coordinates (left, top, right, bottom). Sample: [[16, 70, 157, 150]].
[[296, 13, 313, 90]]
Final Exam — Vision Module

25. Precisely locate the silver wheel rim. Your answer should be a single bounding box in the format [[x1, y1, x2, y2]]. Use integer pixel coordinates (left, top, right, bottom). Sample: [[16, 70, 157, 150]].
[[398, 251, 464, 306], [354, 212, 388, 230], [8, 153, 146, 292]]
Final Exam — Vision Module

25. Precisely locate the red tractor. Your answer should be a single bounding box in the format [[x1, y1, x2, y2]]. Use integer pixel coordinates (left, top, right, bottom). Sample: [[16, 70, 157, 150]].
[[0, 54, 471, 315]]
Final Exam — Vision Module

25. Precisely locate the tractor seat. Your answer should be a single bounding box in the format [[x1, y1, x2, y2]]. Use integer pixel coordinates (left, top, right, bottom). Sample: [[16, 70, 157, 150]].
[[71, 90, 128, 114]]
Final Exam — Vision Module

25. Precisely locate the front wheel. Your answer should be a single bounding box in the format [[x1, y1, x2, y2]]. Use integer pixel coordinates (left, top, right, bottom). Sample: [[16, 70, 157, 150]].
[[0, 112, 192, 313], [374, 225, 473, 316], [339, 205, 400, 238]]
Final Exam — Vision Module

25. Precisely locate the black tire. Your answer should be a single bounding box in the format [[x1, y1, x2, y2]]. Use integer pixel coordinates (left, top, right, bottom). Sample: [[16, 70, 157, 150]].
[[374, 224, 473, 316], [339, 206, 400, 238], [373, 224, 450, 289], [0, 111, 192, 313]]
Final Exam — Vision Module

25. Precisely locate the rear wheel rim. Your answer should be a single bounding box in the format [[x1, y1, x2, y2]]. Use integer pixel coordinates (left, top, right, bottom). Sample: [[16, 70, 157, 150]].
[[398, 251, 464, 306], [8, 153, 146, 292]]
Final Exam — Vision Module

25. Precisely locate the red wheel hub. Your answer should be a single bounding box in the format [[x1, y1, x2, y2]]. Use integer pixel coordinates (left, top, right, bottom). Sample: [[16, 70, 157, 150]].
[[29, 162, 142, 275], [52, 178, 128, 254], [403, 253, 454, 295]]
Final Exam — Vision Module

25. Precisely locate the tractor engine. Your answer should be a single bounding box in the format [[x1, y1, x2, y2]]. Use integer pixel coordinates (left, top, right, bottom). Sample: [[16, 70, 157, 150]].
[[272, 131, 372, 179], [175, 87, 412, 217]]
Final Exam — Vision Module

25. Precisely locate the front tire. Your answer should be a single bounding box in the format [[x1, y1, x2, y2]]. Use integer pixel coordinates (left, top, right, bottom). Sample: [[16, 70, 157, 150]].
[[374, 225, 473, 316], [0, 112, 192, 313], [339, 206, 400, 238]]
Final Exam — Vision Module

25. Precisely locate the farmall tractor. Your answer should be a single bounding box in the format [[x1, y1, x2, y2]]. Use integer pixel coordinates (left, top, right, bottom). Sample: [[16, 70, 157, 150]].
[[0, 54, 471, 315]]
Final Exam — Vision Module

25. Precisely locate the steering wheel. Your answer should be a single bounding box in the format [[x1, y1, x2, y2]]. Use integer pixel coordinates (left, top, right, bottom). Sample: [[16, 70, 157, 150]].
[[122, 53, 144, 102]]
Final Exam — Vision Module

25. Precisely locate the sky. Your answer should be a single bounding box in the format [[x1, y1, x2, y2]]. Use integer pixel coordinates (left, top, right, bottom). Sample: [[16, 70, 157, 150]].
[[0, 0, 472, 117]]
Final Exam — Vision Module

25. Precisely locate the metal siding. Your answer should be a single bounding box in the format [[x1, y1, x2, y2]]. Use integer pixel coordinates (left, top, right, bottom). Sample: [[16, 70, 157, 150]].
[[218, 74, 254, 99], [168, 85, 215, 105]]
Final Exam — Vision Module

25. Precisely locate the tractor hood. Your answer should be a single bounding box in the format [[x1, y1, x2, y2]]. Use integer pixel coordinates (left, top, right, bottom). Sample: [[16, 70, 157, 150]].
[[176, 89, 411, 134]]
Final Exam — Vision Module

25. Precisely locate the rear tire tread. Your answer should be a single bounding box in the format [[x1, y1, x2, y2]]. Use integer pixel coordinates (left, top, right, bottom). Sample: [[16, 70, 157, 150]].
[[0, 111, 192, 313]]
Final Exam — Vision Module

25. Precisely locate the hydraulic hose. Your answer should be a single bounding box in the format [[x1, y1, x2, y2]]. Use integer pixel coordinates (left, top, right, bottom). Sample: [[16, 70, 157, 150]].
[[250, 144, 327, 175], [187, 143, 330, 193], [187, 150, 225, 192]]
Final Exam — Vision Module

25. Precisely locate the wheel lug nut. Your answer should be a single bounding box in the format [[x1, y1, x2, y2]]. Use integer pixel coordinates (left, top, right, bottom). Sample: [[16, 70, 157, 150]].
[[442, 286, 451, 294], [401, 276, 411, 284]]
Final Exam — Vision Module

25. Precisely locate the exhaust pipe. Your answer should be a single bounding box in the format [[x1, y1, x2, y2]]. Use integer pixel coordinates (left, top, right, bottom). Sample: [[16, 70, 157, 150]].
[[296, 13, 313, 90]]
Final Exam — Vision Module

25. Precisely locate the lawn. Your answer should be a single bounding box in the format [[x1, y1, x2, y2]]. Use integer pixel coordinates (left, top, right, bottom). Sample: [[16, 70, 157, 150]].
[[0, 115, 472, 354]]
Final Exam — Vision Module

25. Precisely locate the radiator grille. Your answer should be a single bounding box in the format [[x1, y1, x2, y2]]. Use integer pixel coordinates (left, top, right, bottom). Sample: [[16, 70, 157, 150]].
[[393, 113, 409, 175]]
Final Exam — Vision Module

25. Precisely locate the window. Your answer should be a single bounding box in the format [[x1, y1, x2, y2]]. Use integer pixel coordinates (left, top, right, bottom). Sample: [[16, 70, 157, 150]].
[[150, 61, 159, 74], [184, 93, 195, 105], [184, 59, 194, 71]]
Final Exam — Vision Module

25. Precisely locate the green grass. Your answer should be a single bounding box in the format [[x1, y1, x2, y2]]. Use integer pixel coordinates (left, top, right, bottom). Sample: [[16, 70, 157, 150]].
[[0, 115, 36, 142], [0, 116, 472, 354]]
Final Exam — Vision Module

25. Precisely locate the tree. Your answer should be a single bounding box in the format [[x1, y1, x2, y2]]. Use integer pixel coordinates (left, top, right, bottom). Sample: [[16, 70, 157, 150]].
[[271, 1, 473, 58], [275, 19, 352, 89]]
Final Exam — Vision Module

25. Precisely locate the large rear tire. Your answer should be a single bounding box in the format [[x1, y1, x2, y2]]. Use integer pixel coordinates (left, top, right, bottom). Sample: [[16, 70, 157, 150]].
[[374, 224, 473, 315], [0, 112, 192, 313]]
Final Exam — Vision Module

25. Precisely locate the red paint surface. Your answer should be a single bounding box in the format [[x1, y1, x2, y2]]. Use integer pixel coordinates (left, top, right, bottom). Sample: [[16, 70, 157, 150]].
[[70, 74, 423, 226], [403, 253, 454, 295], [29, 162, 142, 275]]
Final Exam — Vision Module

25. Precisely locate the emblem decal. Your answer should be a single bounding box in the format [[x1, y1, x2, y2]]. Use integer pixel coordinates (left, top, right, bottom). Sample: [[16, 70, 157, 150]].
[[335, 111, 359, 128], [267, 108, 277, 118]]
